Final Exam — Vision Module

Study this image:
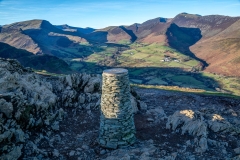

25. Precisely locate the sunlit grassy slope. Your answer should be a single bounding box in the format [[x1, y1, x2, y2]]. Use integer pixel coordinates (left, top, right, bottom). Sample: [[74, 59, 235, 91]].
[[201, 72, 240, 96], [118, 43, 199, 68], [83, 43, 200, 69]]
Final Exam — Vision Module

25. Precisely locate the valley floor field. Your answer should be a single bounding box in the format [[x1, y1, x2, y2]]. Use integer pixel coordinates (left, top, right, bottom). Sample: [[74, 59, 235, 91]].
[[60, 42, 240, 96]]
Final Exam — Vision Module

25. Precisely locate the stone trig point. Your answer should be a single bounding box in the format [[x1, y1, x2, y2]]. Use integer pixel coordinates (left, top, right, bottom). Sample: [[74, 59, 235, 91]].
[[99, 68, 136, 149]]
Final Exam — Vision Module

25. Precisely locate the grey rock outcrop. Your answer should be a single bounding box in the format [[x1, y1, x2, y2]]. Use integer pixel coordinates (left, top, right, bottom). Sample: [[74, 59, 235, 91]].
[[0, 58, 142, 159], [166, 110, 208, 153], [0, 145, 23, 160], [0, 59, 59, 159], [166, 110, 207, 137], [0, 99, 13, 118], [166, 109, 240, 153], [207, 114, 232, 132]]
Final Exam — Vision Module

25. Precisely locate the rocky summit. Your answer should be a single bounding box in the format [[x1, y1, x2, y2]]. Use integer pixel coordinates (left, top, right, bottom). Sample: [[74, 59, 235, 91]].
[[1, 58, 240, 159], [0, 58, 143, 159]]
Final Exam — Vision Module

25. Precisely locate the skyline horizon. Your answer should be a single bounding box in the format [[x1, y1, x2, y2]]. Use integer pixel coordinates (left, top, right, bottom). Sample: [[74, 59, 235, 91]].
[[1, 12, 240, 29], [1, 0, 240, 28]]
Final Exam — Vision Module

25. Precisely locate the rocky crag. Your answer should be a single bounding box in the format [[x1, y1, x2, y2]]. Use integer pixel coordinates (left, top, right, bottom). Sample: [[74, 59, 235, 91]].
[[1, 58, 240, 159], [133, 88, 240, 159]]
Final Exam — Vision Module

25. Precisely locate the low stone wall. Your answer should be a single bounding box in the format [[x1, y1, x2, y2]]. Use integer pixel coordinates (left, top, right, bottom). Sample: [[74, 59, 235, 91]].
[[99, 68, 136, 149]]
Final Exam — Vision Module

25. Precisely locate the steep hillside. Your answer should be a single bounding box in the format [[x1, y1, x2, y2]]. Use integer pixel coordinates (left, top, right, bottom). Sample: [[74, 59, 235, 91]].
[[0, 20, 88, 57], [172, 13, 240, 76], [166, 23, 205, 67], [122, 18, 206, 67], [0, 42, 72, 73], [85, 17, 172, 44], [126, 17, 171, 43], [18, 54, 72, 74], [4, 19, 59, 31], [0, 41, 33, 58], [19, 20, 87, 52], [172, 13, 240, 38], [190, 19, 240, 76], [0, 27, 42, 54], [86, 26, 133, 44]]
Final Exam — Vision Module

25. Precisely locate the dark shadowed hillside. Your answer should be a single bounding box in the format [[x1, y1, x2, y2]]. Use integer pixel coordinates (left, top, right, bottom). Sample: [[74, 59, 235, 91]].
[[0, 42, 72, 73], [0, 26, 42, 54], [0, 42, 33, 58]]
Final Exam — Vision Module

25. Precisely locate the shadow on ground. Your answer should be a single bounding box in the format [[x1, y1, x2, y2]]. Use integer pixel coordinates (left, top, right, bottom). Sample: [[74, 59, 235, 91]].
[[166, 23, 208, 68]]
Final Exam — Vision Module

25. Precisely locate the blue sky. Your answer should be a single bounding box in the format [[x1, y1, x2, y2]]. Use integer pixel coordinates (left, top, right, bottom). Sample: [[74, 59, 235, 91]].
[[0, 0, 240, 28]]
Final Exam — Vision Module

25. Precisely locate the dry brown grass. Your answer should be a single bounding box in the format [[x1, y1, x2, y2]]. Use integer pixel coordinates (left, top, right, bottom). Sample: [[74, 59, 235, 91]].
[[140, 33, 166, 44], [191, 38, 240, 76]]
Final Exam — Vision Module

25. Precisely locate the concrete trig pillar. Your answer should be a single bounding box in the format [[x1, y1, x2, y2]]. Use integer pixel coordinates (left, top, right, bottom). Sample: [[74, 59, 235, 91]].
[[99, 68, 136, 149]]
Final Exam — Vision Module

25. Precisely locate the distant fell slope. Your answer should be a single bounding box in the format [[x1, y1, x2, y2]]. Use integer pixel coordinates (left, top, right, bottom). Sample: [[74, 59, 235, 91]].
[[4, 19, 58, 31], [84, 17, 173, 44], [0, 19, 88, 56], [123, 17, 206, 66], [172, 13, 240, 38], [84, 16, 208, 66], [55, 24, 95, 34], [86, 18, 174, 44], [86, 26, 134, 44], [4, 19, 86, 37], [0, 42, 72, 74], [1, 14, 240, 76], [190, 19, 240, 76], [0, 42, 33, 59], [140, 17, 172, 26], [0, 26, 42, 54], [171, 13, 240, 76], [126, 17, 172, 43], [211, 19, 240, 39]]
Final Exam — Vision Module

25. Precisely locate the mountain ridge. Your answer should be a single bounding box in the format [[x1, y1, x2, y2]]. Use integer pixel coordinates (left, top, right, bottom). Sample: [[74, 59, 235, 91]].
[[0, 13, 240, 76], [55, 24, 95, 34]]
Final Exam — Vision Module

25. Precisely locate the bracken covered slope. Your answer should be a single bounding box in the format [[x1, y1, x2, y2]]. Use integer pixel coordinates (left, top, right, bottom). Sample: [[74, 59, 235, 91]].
[[0, 20, 88, 56], [172, 13, 240, 76]]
